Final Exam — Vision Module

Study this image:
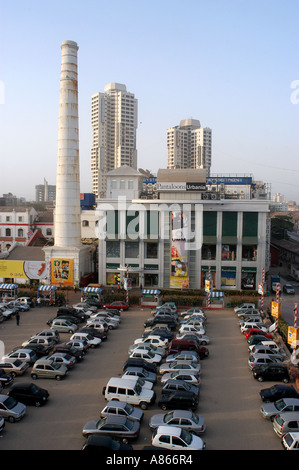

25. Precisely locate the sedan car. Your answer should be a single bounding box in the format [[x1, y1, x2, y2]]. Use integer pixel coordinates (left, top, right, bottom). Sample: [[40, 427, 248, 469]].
[[175, 332, 210, 345], [0, 394, 26, 422], [149, 410, 206, 434], [8, 382, 49, 407], [103, 301, 129, 311], [178, 325, 205, 336], [0, 359, 29, 377], [283, 283, 295, 295], [260, 398, 299, 420], [134, 335, 169, 349], [129, 350, 162, 364], [166, 351, 200, 363], [82, 415, 140, 442], [260, 384, 299, 403], [101, 400, 144, 422], [128, 343, 166, 358], [152, 426, 205, 450], [122, 367, 157, 384], [244, 329, 273, 340], [70, 332, 101, 348], [159, 361, 201, 375]]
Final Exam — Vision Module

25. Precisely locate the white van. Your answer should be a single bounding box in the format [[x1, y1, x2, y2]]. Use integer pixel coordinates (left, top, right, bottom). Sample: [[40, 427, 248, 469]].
[[102, 377, 156, 410]]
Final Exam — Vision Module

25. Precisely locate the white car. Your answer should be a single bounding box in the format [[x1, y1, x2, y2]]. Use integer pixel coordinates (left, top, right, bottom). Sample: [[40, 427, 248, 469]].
[[70, 332, 101, 348], [85, 319, 108, 332], [178, 325, 205, 336], [128, 343, 166, 357], [234, 303, 256, 313], [180, 307, 205, 318], [134, 335, 169, 349], [129, 350, 162, 364], [0, 305, 15, 320], [159, 360, 201, 375], [180, 319, 205, 329], [152, 426, 205, 450], [240, 322, 267, 334], [248, 340, 281, 354], [160, 371, 201, 387]]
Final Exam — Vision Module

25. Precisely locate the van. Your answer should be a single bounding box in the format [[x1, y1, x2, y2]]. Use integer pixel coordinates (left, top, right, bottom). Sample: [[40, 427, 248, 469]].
[[273, 412, 299, 437], [282, 432, 299, 450], [102, 377, 156, 410]]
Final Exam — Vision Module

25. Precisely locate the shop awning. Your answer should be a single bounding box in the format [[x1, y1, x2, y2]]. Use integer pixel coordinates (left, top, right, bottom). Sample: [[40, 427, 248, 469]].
[[142, 289, 161, 295], [0, 283, 18, 290], [82, 287, 102, 293], [38, 285, 57, 291]]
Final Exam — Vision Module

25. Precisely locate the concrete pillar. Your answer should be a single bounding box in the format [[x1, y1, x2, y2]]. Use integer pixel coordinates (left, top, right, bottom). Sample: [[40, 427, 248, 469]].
[[54, 40, 81, 247]]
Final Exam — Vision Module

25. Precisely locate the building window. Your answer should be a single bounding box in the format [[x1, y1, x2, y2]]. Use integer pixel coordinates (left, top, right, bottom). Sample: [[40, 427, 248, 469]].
[[46, 229, 52, 236], [82, 220, 89, 227], [18, 228, 23, 237], [242, 245, 257, 261], [111, 179, 117, 189], [120, 179, 126, 189], [128, 180, 134, 189], [5, 228, 11, 236], [202, 244, 216, 260], [106, 241, 120, 258], [222, 244, 236, 260], [145, 242, 158, 259], [125, 241, 139, 258]]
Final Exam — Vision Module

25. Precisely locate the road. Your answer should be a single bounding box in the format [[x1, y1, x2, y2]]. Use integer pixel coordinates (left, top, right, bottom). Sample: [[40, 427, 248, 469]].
[[0, 299, 290, 452]]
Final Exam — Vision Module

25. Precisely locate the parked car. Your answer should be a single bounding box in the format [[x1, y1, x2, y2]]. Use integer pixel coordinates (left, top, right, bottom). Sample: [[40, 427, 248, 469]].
[[247, 335, 274, 347], [143, 327, 174, 341], [261, 398, 299, 420], [168, 339, 209, 359], [122, 367, 157, 384], [248, 354, 283, 370], [100, 400, 144, 422], [66, 339, 89, 354], [0, 394, 26, 422], [0, 369, 14, 387], [78, 327, 108, 341], [240, 321, 266, 334], [22, 337, 56, 350], [155, 302, 178, 313], [179, 307, 205, 318], [283, 284, 295, 295], [252, 363, 290, 383], [128, 343, 166, 358], [30, 329, 60, 343], [85, 319, 109, 333], [249, 345, 283, 359], [17, 297, 34, 307], [166, 351, 200, 363], [134, 335, 169, 349], [161, 379, 199, 397], [57, 307, 88, 321], [103, 377, 156, 410], [273, 412, 299, 437], [46, 353, 76, 369], [160, 371, 201, 387], [260, 384, 299, 403], [70, 332, 101, 348], [31, 358, 68, 380], [149, 410, 206, 434], [129, 349, 162, 364], [103, 301, 129, 311], [158, 390, 199, 411], [248, 341, 282, 354], [244, 329, 273, 340], [6, 300, 29, 312], [175, 332, 210, 345], [82, 434, 133, 451], [178, 325, 205, 336], [234, 303, 256, 313], [152, 426, 205, 450], [2, 348, 37, 365], [47, 315, 81, 326], [0, 359, 29, 377], [144, 315, 177, 330], [159, 360, 201, 375], [82, 415, 140, 442], [50, 319, 78, 334], [282, 432, 299, 450], [237, 309, 261, 319], [8, 382, 49, 407], [123, 358, 157, 374]]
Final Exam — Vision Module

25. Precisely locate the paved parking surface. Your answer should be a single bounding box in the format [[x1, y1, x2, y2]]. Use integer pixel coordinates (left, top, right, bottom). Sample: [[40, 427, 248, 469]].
[[0, 302, 291, 450]]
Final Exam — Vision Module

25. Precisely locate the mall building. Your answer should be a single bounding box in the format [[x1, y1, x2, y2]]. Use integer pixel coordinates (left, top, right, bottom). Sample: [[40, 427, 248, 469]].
[[95, 167, 271, 291]]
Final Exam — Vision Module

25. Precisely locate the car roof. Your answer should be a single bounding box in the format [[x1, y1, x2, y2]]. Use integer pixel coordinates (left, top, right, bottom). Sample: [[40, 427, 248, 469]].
[[156, 426, 181, 436], [277, 411, 299, 420], [102, 415, 128, 424], [106, 400, 128, 408]]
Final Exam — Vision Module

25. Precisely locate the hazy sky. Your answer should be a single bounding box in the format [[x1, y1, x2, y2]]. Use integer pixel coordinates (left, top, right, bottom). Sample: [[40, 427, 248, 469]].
[[1, 0, 298, 202]]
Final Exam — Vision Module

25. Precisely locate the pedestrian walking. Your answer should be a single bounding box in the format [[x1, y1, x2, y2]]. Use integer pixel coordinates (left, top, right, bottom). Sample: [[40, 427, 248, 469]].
[[16, 312, 20, 326]]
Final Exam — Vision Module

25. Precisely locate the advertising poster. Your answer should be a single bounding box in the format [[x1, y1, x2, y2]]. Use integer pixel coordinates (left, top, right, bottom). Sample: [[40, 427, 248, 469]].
[[0, 260, 48, 280], [170, 211, 189, 288], [51, 258, 73, 286]]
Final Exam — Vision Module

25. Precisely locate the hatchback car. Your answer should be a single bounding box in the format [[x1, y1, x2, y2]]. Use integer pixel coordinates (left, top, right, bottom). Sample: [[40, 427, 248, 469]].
[[248, 354, 283, 370], [8, 382, 49, 407], [166, 351, 200, 363], [261, 398, 299, 420], [30, 329, 60, 343], [0, 359, 29, 377], [152, 425, 205, 450], [123, 358, 157, 374], [282, 432, 299, 450], [175, 332, 210, 345], [244, 329, 273, 340], [160, 371, 201, 387], [234, 303, 256, 313], [0, 369, 13, 387], [128, 343, 166, 358], [129, 350, 162, 364], [81, 434, 133, 451], [273, 411, 299, 437], [283, 283, 295, 295], [134, 335, 169, 349], [249, 346, 283, 359], [149, 410, 206, 434], [158, 390, 199, 411], [82, 415, 140, 442], [31, 359, 68, 380], [0, 394, 26, 422], [252, 363, 290, 382], [260, 384, 299, 403], [70, 332, 101, 348], [2, 348, 37, 365], [161, 379, 199, 397], [100, 400, 144, 422], [47, 353, 76, 369], [50, 319, 78, 334]]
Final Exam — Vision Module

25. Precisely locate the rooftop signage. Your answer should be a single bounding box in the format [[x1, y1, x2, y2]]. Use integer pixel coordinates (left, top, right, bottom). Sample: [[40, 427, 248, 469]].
[[157, 182, 206, 191]]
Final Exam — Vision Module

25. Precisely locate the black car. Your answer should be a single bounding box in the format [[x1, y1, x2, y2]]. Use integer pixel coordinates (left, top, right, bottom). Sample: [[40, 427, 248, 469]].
[[260, 384, 299, 403], [123, 358, 157, 374], [0, 369, 13, 387], [8, 382, 49, 407], [161, 379, 200, 397], [158, 390, 198, 411], [25, 344, 53, 358], [51, 344, 85, 361], [252, 363, 290, 383], [57, 307, 88, 321], [82, 434, 132, 451], [144, 315, 177, 330], [47, 315, 81, 326]]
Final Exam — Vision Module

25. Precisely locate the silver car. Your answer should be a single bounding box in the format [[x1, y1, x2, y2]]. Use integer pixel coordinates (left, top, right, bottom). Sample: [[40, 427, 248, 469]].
[[101, 400, 144, 421], [82, 415, 140, 442], [261, 398, 299, 420], [128, 343, 166, 358], [47, 353, 76, 369], [159, 360, 201, 375], [160, 371, 201, 387], [166, 351, 200, 363], [31, 359, 68, 380], [50, 319, 78, 334], [0, 394, 26, 422], [248, 353, 283, 370], [149, 410, 206, 434], [0, 359, 29, 377]]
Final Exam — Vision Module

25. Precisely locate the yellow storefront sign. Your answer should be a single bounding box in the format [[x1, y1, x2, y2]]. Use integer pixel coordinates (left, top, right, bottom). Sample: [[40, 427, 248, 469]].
[[0, 260, 47, 280], [51, 258, 73, 286]]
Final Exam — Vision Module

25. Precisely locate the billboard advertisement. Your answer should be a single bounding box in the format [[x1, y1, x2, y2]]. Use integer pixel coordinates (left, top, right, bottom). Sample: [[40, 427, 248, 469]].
[[51, 258, 73, 286], [170, 211, 189, 289], [0, 260, 47, 280]]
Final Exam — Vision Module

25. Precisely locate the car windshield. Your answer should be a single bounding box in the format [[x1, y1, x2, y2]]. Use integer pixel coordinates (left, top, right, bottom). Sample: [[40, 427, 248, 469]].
[[135, 383, 142, 395], [275, 399, 287, 411], [125, 418, 134, 430], [180, 428, 193, 445], [11, 360, 22, 367], [269, 386, 279, 395], [124, 403, 134, 414], [30, 384, 41, 394], [3, 396, 18, 409]]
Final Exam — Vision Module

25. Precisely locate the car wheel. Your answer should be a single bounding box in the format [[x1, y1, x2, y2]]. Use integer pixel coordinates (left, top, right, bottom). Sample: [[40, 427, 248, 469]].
[[8, 416, 16, 423], [160, 404, 167, 411], [31, 374, 37, 380], [122, 437, 129, 444], [140, 402, 148, 410], [257, 376, 264, 382], [283, 377, 289, 383], [201, 341, 207, 345], [55, 375, 62, 380], [35, 401, 41, 407]]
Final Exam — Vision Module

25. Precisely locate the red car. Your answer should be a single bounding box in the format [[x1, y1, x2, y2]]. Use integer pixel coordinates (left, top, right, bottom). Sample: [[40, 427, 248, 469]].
[[244, 328, 273, 340], [103, 301, 129, 311]]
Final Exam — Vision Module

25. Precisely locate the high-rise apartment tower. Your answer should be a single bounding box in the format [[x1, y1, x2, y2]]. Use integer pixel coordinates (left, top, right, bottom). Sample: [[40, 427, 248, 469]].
[[167, 119, 212, 176], [91, 83, 138, 197]]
